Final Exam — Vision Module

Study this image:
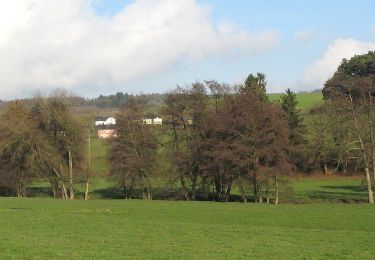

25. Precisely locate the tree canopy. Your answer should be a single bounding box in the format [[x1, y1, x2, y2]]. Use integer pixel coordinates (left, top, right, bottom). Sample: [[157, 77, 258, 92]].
[[323, 51, 375, 100]]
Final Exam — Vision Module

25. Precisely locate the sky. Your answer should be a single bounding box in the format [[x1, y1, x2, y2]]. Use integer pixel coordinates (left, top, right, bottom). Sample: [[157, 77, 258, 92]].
[[0, 0, 375, 100]]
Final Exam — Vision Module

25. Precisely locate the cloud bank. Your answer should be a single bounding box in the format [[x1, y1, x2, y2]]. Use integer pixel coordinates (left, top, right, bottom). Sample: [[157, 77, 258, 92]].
[[0, 0, 279, 99], [301, 38, 375, 90]]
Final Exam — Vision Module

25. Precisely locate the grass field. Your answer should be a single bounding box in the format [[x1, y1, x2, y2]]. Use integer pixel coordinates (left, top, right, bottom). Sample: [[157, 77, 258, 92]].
[[0, 198, 374, 259], [268, 91, 323, 110], [90, 138, 110, 176], [2, 92, 373, 259]]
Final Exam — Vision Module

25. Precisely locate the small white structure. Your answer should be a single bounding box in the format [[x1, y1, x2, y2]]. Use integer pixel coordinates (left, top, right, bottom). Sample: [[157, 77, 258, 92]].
[[95, 116, 116, 126], [143, 115, 163, 125], [153, 116, 163, 125]]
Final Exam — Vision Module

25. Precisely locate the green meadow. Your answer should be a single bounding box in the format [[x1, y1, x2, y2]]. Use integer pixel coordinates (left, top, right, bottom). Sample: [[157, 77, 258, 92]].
[[268, 91, 323, 110], [0, 198, 374, 259], [4, 91, 374, 259]]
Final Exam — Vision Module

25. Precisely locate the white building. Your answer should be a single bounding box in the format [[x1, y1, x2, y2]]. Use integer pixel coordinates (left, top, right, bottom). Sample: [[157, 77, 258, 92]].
[[95, 116, 116, 126], [143, 115, 163, 125]]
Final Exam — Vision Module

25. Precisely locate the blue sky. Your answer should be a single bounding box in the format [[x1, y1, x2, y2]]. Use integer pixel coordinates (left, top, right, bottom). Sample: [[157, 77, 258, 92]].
[[91, 0, 375, 94], [0, 0, 375, 99]]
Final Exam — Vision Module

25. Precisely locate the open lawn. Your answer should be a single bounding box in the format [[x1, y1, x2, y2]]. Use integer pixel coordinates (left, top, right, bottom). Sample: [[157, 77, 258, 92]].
[[0, 198, 374, 259]]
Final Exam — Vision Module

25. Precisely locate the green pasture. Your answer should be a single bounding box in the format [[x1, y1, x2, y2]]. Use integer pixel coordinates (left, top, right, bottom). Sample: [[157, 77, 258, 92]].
[[90, 138, 110, 176], [0, 198, 374, 259], [268, 91, 323, 110]]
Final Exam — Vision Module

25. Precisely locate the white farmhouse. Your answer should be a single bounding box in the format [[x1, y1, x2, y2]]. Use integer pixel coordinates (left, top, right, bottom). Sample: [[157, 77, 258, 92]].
[[95, 116, 116, 126], [143, 115, 163, 125]]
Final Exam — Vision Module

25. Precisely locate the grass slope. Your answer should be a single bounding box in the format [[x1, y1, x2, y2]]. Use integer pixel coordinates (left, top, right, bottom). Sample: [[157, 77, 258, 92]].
[[0, 198, 374, 259], [268, 92, 323, 110]]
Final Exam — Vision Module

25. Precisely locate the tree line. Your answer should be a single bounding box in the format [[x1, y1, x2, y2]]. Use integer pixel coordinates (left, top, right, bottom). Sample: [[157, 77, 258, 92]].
[[109, 74, 299, 203], [1, 51, 375, 203]]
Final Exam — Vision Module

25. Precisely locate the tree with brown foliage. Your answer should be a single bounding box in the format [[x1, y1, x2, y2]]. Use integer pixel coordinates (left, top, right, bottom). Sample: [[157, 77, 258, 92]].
[[31, 95, 85, 199], [0, 101, 40, 196], [204, 88, 290, 203], [109, 97, 157, 200], [163, 84, 210, 200], [0, 96, 84, 198]]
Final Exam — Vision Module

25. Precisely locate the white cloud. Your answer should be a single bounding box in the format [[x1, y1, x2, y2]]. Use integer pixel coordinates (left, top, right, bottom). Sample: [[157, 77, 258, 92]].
[[293, 29, 317, 45], [300, 38, 375, 90], [0, 0, 279, 99]]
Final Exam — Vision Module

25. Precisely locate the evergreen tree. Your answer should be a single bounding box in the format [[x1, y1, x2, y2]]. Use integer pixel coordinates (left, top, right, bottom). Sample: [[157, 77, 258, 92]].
[[241, 73, 268, 101], [280, 88, 304, 145]]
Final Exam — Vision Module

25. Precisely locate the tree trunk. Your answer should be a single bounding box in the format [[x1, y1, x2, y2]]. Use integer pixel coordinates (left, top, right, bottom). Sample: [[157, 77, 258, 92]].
[[180, 175, 190, 201], [191, 173, 198, 200], [350, 95, 374, 204], [53, 167, 68, 199], [52, 185, 57, 198], [84, 130, 91, 201], [323, 163, 328, 175], [266, 174, 270, 204], [365, 167, 374, 203], [16, 186, 21, 197], [253, 173, 259, 203], [225, 180, 233, 202], [201, 177, 209, 200], [126, 178, 135, 199], [146, 177, 152, 200], [68, 147, 74, 199], [275, 175, 279, 205], [239, 182, 247, 203], [50, 178, 58, 198], [84, 178, 90, 200]]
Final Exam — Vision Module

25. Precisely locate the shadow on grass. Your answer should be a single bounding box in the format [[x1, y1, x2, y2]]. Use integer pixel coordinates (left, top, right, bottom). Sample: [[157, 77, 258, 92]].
[[21, 182, 369, 203], [91, 186, 246, 202], [92, 187, 188, 200], [320, 185, 365, 192], [296, 185, 368, 203], [28, 187, 53, 198]]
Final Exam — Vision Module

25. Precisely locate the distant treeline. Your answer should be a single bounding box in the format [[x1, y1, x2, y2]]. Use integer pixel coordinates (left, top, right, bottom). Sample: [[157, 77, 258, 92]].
[[0, 92, 166, 110], [88, 92, 165, 108]]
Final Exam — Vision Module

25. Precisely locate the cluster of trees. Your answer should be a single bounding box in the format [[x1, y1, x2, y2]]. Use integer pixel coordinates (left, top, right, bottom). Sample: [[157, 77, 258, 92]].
[[109, 74, 300, 203], [109, 51, 375, 204], [313, 51, 375, 203], [2, 51, 375, 204], [89, 92, 132, 108], [0, 94, 87, 198], [88, 92, 165, 109]]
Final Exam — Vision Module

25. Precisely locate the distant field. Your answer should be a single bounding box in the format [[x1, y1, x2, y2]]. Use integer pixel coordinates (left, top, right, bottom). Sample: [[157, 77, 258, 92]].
[[0, 198, 374, 259], [268, 91, 323, 110], [90, 138, 110, 176]]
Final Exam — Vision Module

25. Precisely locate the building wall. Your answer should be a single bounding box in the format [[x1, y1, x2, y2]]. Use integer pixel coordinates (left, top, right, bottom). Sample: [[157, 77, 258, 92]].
[[98, 129, 117, 139]]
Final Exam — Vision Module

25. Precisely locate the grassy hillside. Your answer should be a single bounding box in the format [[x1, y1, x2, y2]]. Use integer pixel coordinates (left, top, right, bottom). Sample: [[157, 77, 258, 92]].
[[0, 198, 374, 259], [268, 91, 323, 110], [90, 138, 110, 176]]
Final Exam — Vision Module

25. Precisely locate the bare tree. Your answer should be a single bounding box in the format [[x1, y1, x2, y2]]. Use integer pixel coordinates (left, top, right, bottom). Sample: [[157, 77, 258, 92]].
[[109, 97, 157, 200]]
